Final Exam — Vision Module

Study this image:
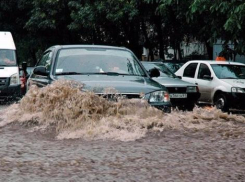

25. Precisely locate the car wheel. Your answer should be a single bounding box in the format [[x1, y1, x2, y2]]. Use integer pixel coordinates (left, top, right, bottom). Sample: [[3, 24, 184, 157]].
[[185, 104, 195, 111], [214, 93, 229, 112]]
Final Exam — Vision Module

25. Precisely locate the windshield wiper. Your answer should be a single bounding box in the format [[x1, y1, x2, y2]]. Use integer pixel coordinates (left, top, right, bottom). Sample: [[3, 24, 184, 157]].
[[99, 72, 142, 76], [98, 72, 129, 76], [56, 72, 84, 75]]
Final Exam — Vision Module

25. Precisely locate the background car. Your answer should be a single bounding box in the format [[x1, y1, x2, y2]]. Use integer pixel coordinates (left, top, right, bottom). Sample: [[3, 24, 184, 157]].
[[28, 45, 172, 112], [142, 61, 200, 111], [175, 60, 245, 112], [150, 58, 185, 73]]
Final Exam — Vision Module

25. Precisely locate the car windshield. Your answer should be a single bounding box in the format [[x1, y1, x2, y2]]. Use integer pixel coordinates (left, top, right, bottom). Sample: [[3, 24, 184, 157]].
[[54, 48, 146, 76], [143, 63, 177, 78], [0, 49, 17, 66], [211, 64, 245, 79], [164, 62, 184, 73]]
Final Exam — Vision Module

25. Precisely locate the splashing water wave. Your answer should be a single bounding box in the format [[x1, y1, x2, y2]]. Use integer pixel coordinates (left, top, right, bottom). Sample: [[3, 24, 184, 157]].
[[1, 80, 245, 141]]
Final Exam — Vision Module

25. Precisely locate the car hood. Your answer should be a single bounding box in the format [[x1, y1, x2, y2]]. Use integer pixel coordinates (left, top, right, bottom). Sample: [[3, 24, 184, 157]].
[[221, 79, 245, 87], [153, 77, 196, 87], [54, 75, 166, 94]]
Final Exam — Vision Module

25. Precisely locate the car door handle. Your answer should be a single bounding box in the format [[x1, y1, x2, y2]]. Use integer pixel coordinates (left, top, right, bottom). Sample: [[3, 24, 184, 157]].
[[195, 83, 198, 85]]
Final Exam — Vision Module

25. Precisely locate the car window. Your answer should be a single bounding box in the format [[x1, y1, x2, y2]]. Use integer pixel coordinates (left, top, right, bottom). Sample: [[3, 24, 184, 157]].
[[0, 49, 17, 66], [37, 51, 53, 72], [143, 63, 176, 78], [54, 48, 146, 76], [183, 63, 198, 78], [198, 63, 211, 79], [164, 63, 183, 73], [211, 64, 245, 79]]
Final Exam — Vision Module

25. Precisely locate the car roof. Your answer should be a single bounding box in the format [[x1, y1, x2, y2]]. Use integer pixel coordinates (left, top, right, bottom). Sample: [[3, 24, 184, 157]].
[[0, 31, 16, 50], [49, 45, 128, 51], [186, 60, 245, 66]]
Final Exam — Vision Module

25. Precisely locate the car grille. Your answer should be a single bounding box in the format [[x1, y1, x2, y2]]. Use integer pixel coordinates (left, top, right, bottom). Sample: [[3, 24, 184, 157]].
[[122, 94, 141, 99], [167, 87, 186, 93], [98, 93, 141, 100], [0, 78, 7, 86]]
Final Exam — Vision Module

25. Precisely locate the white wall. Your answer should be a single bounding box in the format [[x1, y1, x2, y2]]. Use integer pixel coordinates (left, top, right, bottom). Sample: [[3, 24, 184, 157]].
[[164, 41, 206, 60], [213, 40, 245, 63]]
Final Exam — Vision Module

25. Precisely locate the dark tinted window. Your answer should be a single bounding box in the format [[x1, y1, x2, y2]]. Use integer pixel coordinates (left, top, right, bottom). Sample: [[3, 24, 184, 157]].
[[183, 63, 198, 78], [198, 63, 211, 79]]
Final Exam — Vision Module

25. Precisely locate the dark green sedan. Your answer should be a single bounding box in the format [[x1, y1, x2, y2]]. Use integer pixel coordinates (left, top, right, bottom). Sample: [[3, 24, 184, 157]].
[[27, 45, 172, 112]]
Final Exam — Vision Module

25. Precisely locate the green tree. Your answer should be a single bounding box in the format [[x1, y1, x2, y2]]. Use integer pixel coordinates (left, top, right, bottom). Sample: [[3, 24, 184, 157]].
[[68, 0, 142, 57], [190, 0, 245, 58], [0, 0, 35, 64], [25, 0, 81, 62], [1, 0, 245, 64]]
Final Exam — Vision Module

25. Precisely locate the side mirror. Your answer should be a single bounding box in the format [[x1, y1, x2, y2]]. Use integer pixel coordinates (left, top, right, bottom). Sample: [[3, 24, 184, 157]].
[[33, 66, 48, 76], [203, 75, 213, 80], [149, 68, 160, 78]]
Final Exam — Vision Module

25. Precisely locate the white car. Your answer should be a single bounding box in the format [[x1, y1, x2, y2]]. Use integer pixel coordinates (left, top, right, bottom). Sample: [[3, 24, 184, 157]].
[[175, 60, 245, 112]]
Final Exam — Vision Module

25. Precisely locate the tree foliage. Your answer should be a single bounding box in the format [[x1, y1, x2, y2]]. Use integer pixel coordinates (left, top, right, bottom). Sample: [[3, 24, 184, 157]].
[[190, 0, 245, 54], [1, 0, 245, 64]]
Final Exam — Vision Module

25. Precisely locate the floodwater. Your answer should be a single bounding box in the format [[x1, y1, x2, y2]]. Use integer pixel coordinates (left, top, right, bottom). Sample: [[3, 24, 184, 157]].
[[0, 80, 245, 181]]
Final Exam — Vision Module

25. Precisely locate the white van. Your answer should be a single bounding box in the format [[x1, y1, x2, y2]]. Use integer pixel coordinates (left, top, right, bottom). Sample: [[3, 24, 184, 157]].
[[0, 31, 21, 102]]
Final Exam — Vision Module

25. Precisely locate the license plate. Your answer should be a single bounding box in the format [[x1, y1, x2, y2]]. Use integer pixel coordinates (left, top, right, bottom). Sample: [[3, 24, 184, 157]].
[[170, 93, 187, 98]]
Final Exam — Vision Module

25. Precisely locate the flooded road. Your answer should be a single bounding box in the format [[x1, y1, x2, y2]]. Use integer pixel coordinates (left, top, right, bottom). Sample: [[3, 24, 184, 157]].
[[0, 121, 245, 181], [1, 116, 245, 182], [0, 81, 245, 181]]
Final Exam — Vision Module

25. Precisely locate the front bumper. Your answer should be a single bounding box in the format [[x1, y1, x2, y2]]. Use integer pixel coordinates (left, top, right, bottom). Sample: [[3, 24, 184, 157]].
[[225, 92, 245, 109], [149, 102, 172, 113], [170, 92, 200, 108], [0, 84, 21, 102]]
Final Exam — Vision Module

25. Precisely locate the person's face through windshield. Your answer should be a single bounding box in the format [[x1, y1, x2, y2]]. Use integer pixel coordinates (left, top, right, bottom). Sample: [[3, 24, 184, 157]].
[[0, 50, 15, 65], [108, 61, 121, 72]]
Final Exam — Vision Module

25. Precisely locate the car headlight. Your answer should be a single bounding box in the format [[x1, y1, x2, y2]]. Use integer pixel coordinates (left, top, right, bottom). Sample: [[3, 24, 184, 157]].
[[231, 87, 245, 93], [186, 86, 198, 93], [148, 91, 170, 103], [10, 73, 19, 85]]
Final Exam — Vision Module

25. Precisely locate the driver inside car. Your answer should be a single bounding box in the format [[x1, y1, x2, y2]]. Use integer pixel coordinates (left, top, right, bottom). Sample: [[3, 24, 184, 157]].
[[96, 60, 126, 73], [0, 50, 15, 65]]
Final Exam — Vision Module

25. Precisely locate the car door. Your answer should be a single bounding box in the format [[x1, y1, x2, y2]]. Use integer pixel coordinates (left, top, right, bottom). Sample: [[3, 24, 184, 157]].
[[181, 62, 198, 85], [196, 63, 214, 103], [28, 50, 53, 88]]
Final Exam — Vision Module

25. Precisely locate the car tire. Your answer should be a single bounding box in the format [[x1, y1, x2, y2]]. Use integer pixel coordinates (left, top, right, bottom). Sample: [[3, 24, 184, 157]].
[[185, 104, 195, 111], [214, 93, 229, 112]]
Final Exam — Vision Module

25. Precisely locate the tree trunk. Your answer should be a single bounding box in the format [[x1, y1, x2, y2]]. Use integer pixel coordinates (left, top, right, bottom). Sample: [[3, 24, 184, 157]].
[[177, 42, 182, 60], [154, 15, 165, 60], [205, 42, 213, 60]]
